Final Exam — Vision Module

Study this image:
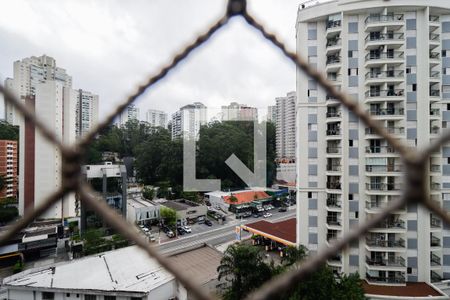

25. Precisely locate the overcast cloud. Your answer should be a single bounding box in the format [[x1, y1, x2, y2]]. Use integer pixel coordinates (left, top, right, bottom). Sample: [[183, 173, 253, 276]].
[[0, 0, 301, 121]]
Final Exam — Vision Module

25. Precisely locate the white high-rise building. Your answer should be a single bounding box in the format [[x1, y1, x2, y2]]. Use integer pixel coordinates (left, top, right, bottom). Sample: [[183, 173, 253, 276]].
[[267, 105, 277, 123], [296, 0, 450, 286], [5, 55, 72, 126], [171, 102, 207, 139], [20, 81, 77, 218], [146, 109, 168, 128], [276, 91, 296, 160], [118, 104, 140, 126], [221, 102, 258, 121], [75, 89, 99, 137]]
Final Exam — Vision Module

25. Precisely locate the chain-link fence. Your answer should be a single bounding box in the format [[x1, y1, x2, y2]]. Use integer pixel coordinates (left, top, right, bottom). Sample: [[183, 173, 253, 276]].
[[1, 0, 449, 299]]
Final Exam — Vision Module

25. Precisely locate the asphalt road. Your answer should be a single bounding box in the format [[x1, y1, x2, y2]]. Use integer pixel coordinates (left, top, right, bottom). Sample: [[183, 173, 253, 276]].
[[157, 207, 296, 254]]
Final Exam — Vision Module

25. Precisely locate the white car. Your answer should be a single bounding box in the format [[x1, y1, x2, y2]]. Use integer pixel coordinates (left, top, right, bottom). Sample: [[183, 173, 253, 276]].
[[142, 227, 149, 232], [183, 226, 192, 233], [263, 212, 272, 218]]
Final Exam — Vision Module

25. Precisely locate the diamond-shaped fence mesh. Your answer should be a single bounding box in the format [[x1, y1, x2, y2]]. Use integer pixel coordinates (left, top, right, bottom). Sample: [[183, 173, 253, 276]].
[[1, 1, 450, 299]]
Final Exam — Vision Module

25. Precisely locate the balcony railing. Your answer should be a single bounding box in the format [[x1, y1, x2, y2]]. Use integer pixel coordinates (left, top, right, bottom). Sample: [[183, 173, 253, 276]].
[[326, 56, 341, 65], [366, 127, 404, 135], [431, 235, 440, 247], [368, 108, 404, 116], [365, 164, 403, 172], [373, 219, 405, 229], [430, 164, 440, 172], [366, 256, 405, 267], [327, 182, 342, 190], [326, 128, 341, 136], [327, 198, 342, 208], [327, 164, 341, 172], [430, 71, 440, 78], [429, 15, 440, 22], [430, 33, 440, 41], [430, 127, 440, 134], [366, 237, 405, 248], [326, 146, 341, 154], [365, 33, 404, 42], [365, 70, 404, 80], [431, 216, 441, 228], [326, 111, 341, 118], [366, 183, 402, 191], [326, 216, 341, 226], [366, 273, 405, 284], [327, 75, 341, 82], [326, 37, 341, 47], [326, 20, 342, 29], [365, 51, 404, 60], [365, 89, 404, 97], [431, 253, 441, 266], [431, 271, 442, 283], [365, 146, 396, 154], [431, 182, 440, 190], [430, 90, 440, 97], [430, 108, 440, 115], [365, 14, 404, 24]]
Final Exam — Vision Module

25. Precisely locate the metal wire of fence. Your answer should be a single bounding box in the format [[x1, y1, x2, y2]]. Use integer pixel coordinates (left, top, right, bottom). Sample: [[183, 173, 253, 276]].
[[1, 0, 450, 299]]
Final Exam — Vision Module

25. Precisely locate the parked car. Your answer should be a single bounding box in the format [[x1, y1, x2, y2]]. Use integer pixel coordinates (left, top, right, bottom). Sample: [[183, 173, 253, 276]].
[[177, 227, 185, 235], [204, 219, 213, 226], [142, 227, 150, 233], [166, 230, 175, 238], [197, 216, 205, 224], [252, 213, 260, 218], [148, 234, 156, 242], [278, 206, 287, 212], [182, 226, 192, 233], [263, 212, 272, 218]]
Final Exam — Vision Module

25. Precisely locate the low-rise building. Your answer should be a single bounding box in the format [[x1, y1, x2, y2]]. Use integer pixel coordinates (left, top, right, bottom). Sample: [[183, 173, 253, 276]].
[[127, 193, 160, 225], [160, 199, 207, 226], [2, 246, 185, 300], [205, 190, 272, 213]]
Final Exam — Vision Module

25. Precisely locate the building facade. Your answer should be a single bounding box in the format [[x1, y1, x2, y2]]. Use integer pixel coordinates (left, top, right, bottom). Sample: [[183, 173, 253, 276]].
[[19, 82, 77, 219], [296, 0, 450, 285], [267, 105, 277, 123], [118, 103, 140, 126], [146, 109, 168, 128], [221, 102, 258, 121], [276, 91, 296, 160], [75, 89, 99, 137], [171, 102, 207, 139], [0, 140, 18, 199]]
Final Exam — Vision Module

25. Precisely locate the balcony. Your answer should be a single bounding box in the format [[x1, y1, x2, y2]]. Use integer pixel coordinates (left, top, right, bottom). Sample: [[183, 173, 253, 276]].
[[365, 51, 404, 61], [326, 56, 341, 65], [365, 70, 404, 81], [327, 198, 342, 208], [326, 164, 341, 172], [326, 111, 341, 118], [366, 256, 405, 267], [368, 108, 404, 117], [365, 33, 404, 46], [429, 15, 440, 22], [326, 20, 342, 30], [430, 52, 440, 60], [326, 216, 341, 226], [430, 89, 440, 97], [373, 219, 405, 229], [430, 164, 440, 173], [430, 108, 440, 116], [326, 128, 341, 136], [366, 127, 404, 135], [431, 270, 442, 283], [431, 216, 441, 228], [365, 89, 404, 99], [365, 164, 403, 173], [431, 253, 441, 266], [431, 235, 440, 247], [430, 126, 440, 135], [430, 33, 440, 41], [365, 146, 397, 154], [366, 273, 405, 284], [326, 37, 341, 48], [430, 71, 440, 79], [327, 181, 342, 190], [366, 237, 405, 248], [366, 183, 402, 191], [326, 146, 341, 154], [365, 14, 404, 25], [430, 182, 440, 191]]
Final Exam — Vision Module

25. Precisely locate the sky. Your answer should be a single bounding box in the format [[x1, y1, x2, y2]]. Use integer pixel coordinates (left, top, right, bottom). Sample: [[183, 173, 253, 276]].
[[0, 0, 304, 122]]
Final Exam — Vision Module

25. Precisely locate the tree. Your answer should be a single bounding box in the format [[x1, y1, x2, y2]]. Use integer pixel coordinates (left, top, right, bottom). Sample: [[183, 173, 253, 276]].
[[160, 206, 177, 226], [0, 121, 19, 141], [142, 186, 155, 200], [217, 244, 273, 300], [0, 174, 4, 192], [281, 245, 308, 267]]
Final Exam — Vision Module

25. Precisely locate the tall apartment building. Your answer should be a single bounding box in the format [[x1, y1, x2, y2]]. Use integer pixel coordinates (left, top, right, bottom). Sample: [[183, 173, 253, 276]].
[[0, 140, 18, 199], [5, 55, 72, 126], [267, 105, 277, 123], [221, 102, 258, 121], [75, 89, 99, 137], [297, 0, 450, 285], [146, 109, 168, 128], [171, 102, 207, 139], [276, 91, 296, 160], [118, 104, 140, 126]]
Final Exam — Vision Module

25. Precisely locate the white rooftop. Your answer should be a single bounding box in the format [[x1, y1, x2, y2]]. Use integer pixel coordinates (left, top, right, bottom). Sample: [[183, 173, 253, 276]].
[[3, 246, 173, 294]]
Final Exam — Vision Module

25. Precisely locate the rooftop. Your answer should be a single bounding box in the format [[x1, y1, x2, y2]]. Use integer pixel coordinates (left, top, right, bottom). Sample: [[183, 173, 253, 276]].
[[242, 218, 296, 246], [128, 197, 158, 209], [162, 199, 200, 211], [3, 246, 173, 295], [223, 191, 271, 205], [362, 281, 445, 298]]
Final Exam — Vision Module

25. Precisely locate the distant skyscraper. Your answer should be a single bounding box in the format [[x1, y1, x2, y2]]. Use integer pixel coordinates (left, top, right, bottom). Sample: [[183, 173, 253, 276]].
[[146, 109, 167, 128], [0, 140, 18, 199], [76, 89, 99, 137], [171, 102, 207, 139], [276, 91, 296, 160], [267, 105, 277, 123], [118, 104, 140, 126], [221, 102, 258, 121]]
